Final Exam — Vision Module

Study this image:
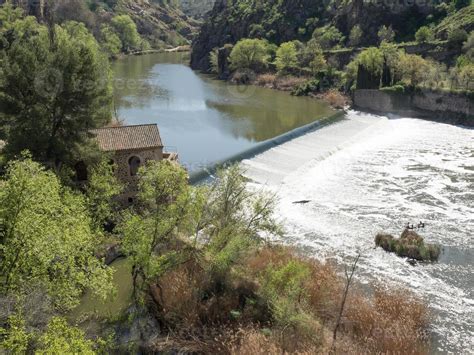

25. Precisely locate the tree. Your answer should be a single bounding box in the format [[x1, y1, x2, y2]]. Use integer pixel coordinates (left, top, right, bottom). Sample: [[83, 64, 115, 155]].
[[378, 25, 395, 44], [313, 25, 344, 49], [121, 160, 196, 298], [356, 47, 384, 76], [300, 39, 327, 74], [397, 53, 430, 87], [86, 159, 123, 230], [0, 1, 24, 33], [100, 24, 122, 58], [349, 25, 363, 47], [111, 15, 141, 52], [0, 18, 113, 164], [229, 38, 270, 72], [454, 0, 471, 10], [415, 26, 434, 43], [275, 41, 298, 73], [36, 317, 95, 354], [0, 155, 113, 311]]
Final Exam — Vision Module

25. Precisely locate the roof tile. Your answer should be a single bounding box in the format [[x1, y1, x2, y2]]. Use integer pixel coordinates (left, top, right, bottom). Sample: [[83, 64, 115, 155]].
[[91, 124, 163, 152]]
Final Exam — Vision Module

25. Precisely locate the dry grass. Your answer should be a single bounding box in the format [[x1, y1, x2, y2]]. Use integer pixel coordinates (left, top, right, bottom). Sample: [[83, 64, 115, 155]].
[[255, 74, 277, 88], [319, 89, 351, 109], [147, 245, 430, 354]]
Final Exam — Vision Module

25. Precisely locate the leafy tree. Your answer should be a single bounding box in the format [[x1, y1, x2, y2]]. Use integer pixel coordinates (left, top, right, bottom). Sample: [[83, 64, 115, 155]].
[[36, 317, 95, 354], [300, 39, 327, 74], [349, 25, 363, 47], [111, 15, 141, 52], [86, 159, 123, 230], [313, 25, 344, 49], [397, 53, 430, 87], [356, 47, 384, 76], [0, 155, 113, 310], [121, 160, 196, 298], [275, 41, 298, 73], [0, 17, 113, 164], [0, 1, 24, 32], [378, 25, 395, 44], [415, 26, 434, 43], [229, 38, 270, 72], [100, 24, 122, 57], [0, 313, 29, 353]]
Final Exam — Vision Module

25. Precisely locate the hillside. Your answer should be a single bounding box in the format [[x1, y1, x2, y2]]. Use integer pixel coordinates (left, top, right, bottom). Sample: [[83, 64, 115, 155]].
[[179, 0, 216, 19], [191, 0, 472, 71], [0, 0, 200, 48]]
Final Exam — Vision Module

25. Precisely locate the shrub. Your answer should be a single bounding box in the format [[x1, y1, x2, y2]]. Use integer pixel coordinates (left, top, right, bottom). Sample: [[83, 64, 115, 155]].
[[375, 230, 441, 261], [380, 84, 405, 93], [415, 26, 434, 43]]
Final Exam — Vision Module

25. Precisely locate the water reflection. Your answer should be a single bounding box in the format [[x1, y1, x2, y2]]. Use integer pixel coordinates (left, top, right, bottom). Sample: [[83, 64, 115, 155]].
[[112, 52, 335, 171]]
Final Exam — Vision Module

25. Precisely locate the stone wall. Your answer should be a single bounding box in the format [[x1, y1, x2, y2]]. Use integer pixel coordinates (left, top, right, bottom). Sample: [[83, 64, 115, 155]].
[[353, 89, 474, 126], [113, 147, 163, 204]]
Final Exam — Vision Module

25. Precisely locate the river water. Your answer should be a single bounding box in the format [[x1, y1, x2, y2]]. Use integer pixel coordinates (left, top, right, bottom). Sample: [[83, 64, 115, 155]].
[[86, 54, 472, 353], [112, 52, 335, 172], [242, 110, 474, 353]]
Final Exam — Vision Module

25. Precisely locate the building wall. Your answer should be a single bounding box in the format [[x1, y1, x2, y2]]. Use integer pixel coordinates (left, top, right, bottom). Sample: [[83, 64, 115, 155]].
[[112, 147, 163, 204]]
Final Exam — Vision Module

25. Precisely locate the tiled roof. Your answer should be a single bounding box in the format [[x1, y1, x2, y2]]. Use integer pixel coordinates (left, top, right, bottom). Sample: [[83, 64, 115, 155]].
[[91, 124, 163, 152]]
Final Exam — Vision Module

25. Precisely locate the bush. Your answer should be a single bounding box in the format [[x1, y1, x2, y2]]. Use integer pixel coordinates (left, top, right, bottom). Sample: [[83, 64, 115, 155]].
[[312, 25, 344, 49], [415, 26, 434, 43], [380, 84, 405, 93], [349, 25, 363, 47], [375, 230, 440, 262], [378, 25, 395, 44]]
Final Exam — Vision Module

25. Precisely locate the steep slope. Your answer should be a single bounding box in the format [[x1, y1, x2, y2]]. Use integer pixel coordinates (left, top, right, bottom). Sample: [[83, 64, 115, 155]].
[[0, 0, 199, 48], [179, 0, 216, 19], [190, 0, 443, 71]]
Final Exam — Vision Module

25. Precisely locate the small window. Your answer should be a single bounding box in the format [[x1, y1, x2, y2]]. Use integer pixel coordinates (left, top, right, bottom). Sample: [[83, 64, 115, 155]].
[[128, 156, 141, 176]]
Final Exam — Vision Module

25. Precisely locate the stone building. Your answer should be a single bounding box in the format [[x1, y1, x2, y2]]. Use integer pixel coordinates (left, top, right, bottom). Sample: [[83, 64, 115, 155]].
[[89, 124, 178, 204]]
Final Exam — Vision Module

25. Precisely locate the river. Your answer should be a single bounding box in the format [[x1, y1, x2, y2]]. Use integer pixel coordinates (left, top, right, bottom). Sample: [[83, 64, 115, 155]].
[[242, 110, 473, 353], [112, 52, 335, 172], [81, 54, 472, 353]]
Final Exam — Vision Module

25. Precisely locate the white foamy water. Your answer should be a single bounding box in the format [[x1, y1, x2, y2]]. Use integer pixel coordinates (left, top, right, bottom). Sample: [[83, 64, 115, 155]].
[[242, 111, 474, 353]]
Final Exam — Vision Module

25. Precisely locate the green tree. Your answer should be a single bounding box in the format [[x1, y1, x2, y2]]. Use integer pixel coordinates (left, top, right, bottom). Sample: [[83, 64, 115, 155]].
[[397, 53, 430, 87], [349, 25, 363, 47], [462, 31, 474, 60], [0, 155, 113, 310], [275, 41, 298, 73], [100, 24, 122, 57], [86, 159, 123, 230], [0, 18, 113, 164], [111, 15, 141, 52], [36, 317, 95, 354], [229, 38, 270, 72], [121, 160, 195, 298], [300, 39, 327, 74], [378, 25, 395, 44], [0, 313, 29, 353], [415, 26, 434, 43], [356, 47, 384, 76], [312, 25, 344, 49], [0, 1, 24, 32]]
